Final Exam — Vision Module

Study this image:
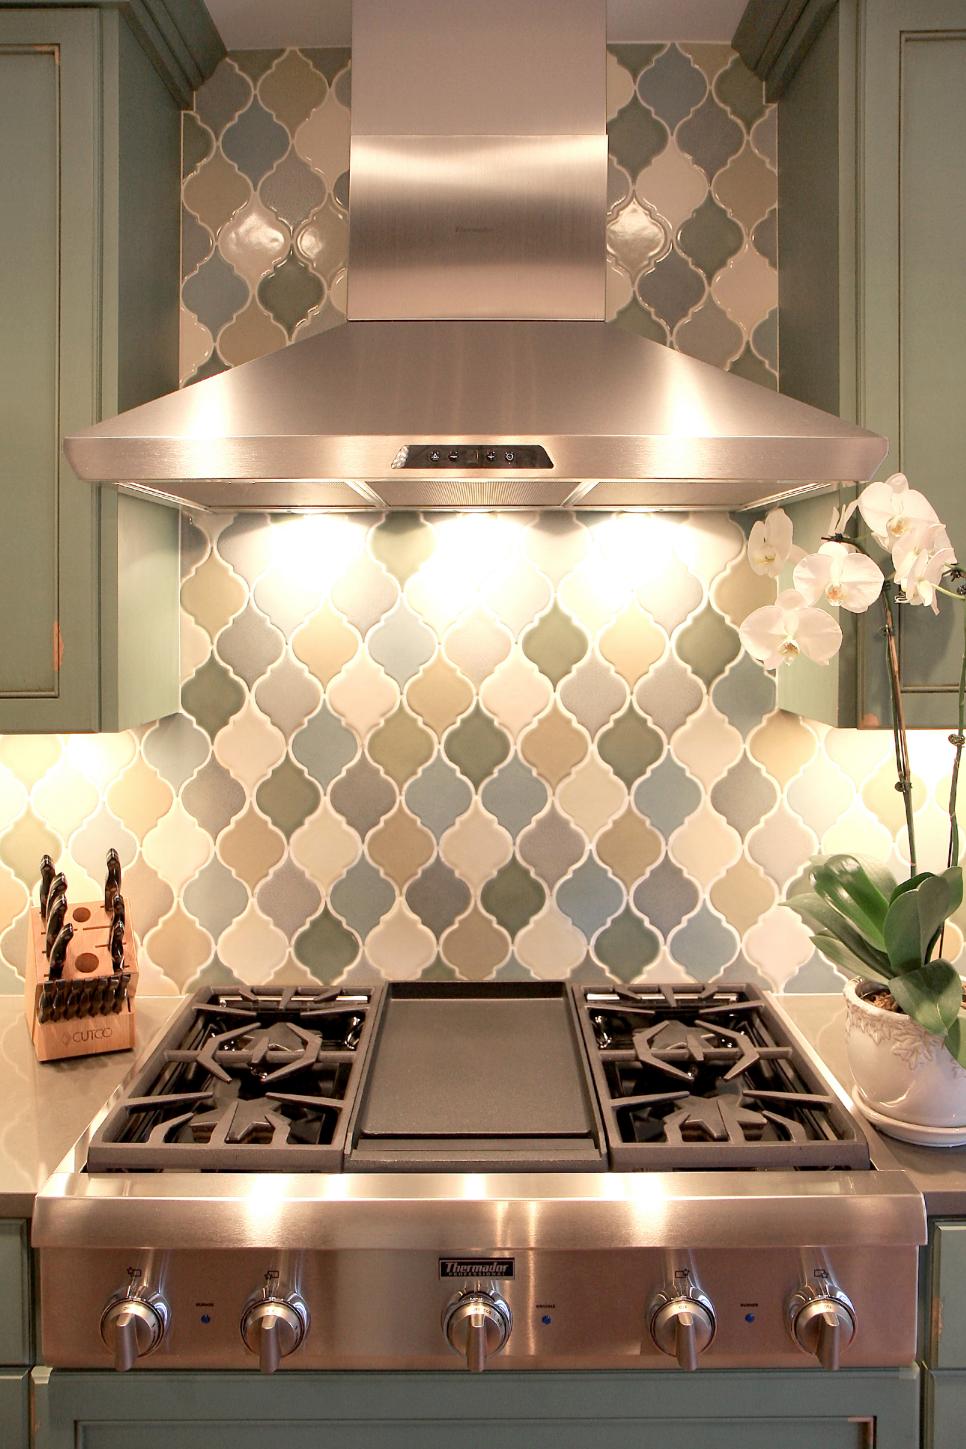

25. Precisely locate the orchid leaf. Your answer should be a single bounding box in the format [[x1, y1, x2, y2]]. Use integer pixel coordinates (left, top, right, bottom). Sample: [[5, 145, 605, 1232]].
[[843, 855, 899, 901], [943, 867, 964, 915], [786, 894, 891, 975], [925, 870, 965, 961], [889, 959, 964, 1036], [889, 871, 937, 904], [811, 855, 890, 949], [811, 933, 889, 982], [884, 875, 952, 974], [944, 1016, 966, 1069]]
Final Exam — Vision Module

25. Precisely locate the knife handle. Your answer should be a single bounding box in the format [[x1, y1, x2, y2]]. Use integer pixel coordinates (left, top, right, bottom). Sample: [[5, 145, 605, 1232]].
[[104, 848, 122, 911], [39, 856, 56, 920], [109, 915, 125, 971], [111, 891, 126, 931], [45, 891, 68, 956], [47, 922, 74, 980]]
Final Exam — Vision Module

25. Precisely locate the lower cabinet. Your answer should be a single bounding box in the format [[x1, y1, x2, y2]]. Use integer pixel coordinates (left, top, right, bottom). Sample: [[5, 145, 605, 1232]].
[[0, 1371, 28, 1449], [923, 1369, 966, 1449], [32, 1367, 919, 1448]]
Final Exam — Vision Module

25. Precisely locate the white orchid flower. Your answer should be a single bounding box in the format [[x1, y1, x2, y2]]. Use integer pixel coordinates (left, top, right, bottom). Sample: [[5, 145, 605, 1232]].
[[792, 541, 885, 614], [857, 472, 940, 551], [827, 499, 859, 537], [893, 534, 956, 612], [740, 589, 844, 670], [747, 508, 803, 578]]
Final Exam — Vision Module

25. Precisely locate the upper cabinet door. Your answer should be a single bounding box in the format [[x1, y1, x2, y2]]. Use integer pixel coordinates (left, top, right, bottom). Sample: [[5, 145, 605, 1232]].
[[0, 4, 221, 733], [0, 13, 101, 729], [877, 12, 966, 719], [742, 0, 966, 727]]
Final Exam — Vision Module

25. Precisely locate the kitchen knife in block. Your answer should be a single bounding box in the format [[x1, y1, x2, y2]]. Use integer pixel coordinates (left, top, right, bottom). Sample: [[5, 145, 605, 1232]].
[[24, 897, 139, 1063]]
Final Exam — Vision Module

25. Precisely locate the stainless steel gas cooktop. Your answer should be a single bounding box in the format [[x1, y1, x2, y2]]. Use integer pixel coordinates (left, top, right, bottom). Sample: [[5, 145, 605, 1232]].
[[34, 982, 925, 1376], [85, 982, 870, 1174]]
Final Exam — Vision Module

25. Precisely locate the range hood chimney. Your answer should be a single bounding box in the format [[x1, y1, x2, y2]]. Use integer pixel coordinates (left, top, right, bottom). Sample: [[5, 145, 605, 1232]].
[[64, 0, 887, 511]]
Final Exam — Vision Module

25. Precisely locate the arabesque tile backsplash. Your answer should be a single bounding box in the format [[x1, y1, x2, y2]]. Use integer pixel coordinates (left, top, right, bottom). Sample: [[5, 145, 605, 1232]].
[[0, 46, 960, 996]]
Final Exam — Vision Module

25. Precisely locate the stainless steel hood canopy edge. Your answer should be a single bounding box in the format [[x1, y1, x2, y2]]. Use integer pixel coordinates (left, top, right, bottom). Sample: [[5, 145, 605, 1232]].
[[63, 0, 887, 512]]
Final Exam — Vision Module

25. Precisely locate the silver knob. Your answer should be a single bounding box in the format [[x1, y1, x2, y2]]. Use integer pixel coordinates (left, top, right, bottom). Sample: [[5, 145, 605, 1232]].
[[442, 1291, 512, 1372], [788, 1284, 855, 1370], [100, 1291, 168, 1372], [241, 1289, 309, 1374], [649, 1289, 715, 1370]]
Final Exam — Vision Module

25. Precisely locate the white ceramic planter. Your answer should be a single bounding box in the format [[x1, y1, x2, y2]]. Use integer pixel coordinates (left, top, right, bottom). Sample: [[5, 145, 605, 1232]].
[[844, 978, 966, 1132]]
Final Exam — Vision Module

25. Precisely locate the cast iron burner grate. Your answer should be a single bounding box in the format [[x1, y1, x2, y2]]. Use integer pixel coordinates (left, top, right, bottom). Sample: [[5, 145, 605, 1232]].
[[572, 983, 871, 1170], [86, 985, 381, 1172]]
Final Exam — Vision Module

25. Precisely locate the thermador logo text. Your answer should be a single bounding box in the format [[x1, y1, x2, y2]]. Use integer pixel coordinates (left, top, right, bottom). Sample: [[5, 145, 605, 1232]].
[[439, 1257, 514, 1279]]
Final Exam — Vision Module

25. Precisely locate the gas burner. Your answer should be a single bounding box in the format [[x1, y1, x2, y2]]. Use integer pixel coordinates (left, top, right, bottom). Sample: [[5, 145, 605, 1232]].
[[87, 985, 381, 1172], [576, 984, 870, 1171], [619, 1080, 811, 1147], [630, 1019, 765, 1082], [165, 1020, 339, 1085]]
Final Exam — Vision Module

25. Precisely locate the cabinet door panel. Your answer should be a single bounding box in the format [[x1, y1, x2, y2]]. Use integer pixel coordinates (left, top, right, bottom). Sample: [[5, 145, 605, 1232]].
[[928, 1223, 966, 1368], [65, 1418, 870, 1449], [0, 45, 59, 697], [0, 11, 100, 729], [0, 1221, 30, 1365], [33, 1368, 920, 1449], [894, 30, 966, 702], [0, 1371, 28, 1449], [924, 1368, 966, 1449]]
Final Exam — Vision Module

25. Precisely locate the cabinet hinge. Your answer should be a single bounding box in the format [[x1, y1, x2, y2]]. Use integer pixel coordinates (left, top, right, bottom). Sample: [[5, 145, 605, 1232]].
[[52, 621, 63, 673]]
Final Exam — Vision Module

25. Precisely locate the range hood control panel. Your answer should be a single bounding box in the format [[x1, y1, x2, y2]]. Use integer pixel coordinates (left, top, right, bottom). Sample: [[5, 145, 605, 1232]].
[[392, 444, 554, 469]]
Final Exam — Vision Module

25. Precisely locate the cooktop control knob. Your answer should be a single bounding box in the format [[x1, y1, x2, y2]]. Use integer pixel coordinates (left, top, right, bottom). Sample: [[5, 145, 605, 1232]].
[[788, 1283, 855, 1370], [648, 1288, 715, 1371], [442, 1290, 512, 1372], [100, 1290, 169, 1372], [241, 1288, 309, 1374]]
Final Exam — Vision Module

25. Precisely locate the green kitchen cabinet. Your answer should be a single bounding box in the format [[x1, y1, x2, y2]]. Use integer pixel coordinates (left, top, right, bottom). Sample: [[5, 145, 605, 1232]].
[[0, 3, 221, 732], [0, 1221, 31, 1365], [0, 1371, 28, 1449], [924, 1222, 966, 1369], [32, 1366, 919, 1448], [0, 1221, 30, 1449], [738, 0, 966, 728], [923, 1370, 966, 1449]]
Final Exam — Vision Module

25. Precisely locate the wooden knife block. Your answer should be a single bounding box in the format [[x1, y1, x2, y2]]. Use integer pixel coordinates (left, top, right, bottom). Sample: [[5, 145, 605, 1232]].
[[24, 900, 139, 1063]]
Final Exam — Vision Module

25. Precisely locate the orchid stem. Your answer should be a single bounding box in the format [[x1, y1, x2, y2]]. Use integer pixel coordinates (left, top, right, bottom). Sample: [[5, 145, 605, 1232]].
[[947, 592, 966, 871], [880, 583, 918, 877], [937, 586, 966, 959], [834, 531, 919, 877]]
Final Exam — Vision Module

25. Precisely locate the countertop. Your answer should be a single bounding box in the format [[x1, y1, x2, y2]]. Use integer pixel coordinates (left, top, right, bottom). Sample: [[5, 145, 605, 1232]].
[[0, 995, 181, 1217], [1, 989, 965, 1219], [778, 993, 966, 1216]]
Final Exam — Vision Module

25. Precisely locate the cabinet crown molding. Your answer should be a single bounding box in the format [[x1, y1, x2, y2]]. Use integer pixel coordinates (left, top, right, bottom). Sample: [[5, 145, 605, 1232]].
[[734, 0, 837, 99]]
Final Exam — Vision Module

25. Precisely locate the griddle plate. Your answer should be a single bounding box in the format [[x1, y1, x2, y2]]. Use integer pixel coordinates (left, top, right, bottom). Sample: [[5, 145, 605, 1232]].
[[359, 995, 593, 1138]]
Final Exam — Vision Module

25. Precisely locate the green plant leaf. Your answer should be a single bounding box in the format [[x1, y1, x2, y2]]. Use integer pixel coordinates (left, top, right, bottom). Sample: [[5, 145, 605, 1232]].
[[883, 889, 922, 974], [884, 874, 952, 974], [924, 870, 966, 961], [845, 854, 899, 900], [889, 959, 964, 1035], [811, 855, 890, 949], [944, 1015, 966, 1068], [943, 867, 964, 915], [811, 933, 889, 982], [889, 871, 936, 905], [919, 874, 954, 953], [786, 894, 891, 975]]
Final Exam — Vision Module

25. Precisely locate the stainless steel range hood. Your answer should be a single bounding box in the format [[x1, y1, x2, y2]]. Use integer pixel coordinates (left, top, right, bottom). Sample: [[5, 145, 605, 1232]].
[[64, 0, 887, 512]]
